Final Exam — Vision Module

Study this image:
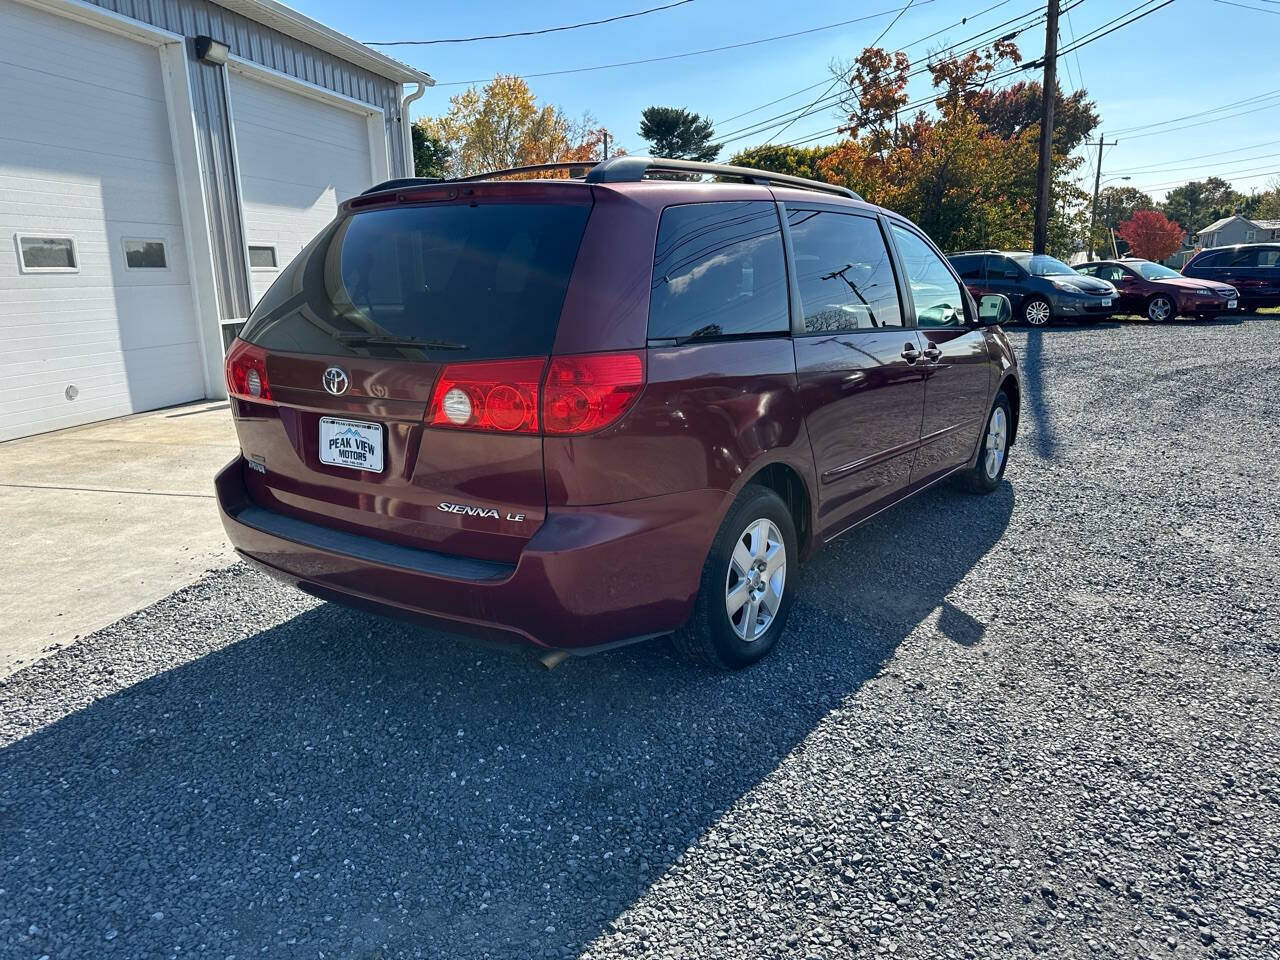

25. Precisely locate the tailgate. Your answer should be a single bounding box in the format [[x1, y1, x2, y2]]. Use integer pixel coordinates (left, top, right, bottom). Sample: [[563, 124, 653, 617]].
[[229, 184, 593, 565]]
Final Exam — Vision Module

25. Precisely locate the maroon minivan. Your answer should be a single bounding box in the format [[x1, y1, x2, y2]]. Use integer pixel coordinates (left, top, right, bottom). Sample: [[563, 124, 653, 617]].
[[216, 157, 1020, 668]]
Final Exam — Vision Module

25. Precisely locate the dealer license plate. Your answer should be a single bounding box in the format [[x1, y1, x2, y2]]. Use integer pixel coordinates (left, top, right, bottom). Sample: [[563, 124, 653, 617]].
[[1228, 299, 1237, 309], [319, 417, 384, 473], [1101, 298, 1112, 307]]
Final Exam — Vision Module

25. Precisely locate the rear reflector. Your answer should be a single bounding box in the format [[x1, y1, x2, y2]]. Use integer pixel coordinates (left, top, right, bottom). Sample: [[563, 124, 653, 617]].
[[225, 339, 274, 404], [543, 351, 645, 436], [427, 357, 544, 434]]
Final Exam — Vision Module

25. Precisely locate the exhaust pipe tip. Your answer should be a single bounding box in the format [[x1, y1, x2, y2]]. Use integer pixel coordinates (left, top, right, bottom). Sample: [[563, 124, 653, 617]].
[[537, 649, 570, 670]]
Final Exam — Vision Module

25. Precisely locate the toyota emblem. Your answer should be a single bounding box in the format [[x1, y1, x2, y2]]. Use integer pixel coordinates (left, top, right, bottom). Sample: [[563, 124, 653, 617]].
[[322, 367, 349, 396]]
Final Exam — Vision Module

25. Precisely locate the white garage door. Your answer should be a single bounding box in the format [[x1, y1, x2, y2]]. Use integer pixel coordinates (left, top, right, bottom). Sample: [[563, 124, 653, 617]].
[[229, 70, 383, 306], [0, 1, 204, 442]]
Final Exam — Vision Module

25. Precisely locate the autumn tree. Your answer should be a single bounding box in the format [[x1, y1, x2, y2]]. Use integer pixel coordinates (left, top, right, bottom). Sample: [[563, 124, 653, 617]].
[[812, 40, 1086, 255], [638, 106, 720, 161], [421, 75, 619, 178], [1115, 209, 1184, 262], [970, 81, 1099, 154]]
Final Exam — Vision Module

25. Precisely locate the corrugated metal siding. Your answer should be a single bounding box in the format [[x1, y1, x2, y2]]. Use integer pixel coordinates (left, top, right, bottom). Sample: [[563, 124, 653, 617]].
[[187, 53, 252, 318], [83, 0, 409, 318]]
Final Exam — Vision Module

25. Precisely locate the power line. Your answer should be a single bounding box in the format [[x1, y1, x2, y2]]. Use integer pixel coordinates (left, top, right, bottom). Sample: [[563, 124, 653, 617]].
[[1131, 166, 1280, 193], [430, 4, 941, 87], [1211, 0, 1280, 12], [1106, 138, 1280, 174], [364, 0, 694, 46], [1109, 87, 1280, 134], [716, 0, 1040, 134], [714, 0, 1020, 126], [716, 2, 1058, 147], [766, 0, 920, 146], [1118, 97, 1280, 140]]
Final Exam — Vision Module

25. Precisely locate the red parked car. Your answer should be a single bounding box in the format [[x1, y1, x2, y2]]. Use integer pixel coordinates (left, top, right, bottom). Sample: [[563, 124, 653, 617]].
[[1074, 258, 1238, 321], [217, 157, 1019, 668]]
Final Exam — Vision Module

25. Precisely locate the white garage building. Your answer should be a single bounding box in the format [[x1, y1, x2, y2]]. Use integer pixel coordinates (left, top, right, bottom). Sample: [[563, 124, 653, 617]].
[[0, 0, 432, 441]]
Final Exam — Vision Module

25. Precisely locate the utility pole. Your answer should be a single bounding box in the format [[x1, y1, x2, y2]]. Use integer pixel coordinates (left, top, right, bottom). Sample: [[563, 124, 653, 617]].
[[602, 131, 609, 161], [1086, 135, 1119, 259], [1032, 0, 1059, 255]]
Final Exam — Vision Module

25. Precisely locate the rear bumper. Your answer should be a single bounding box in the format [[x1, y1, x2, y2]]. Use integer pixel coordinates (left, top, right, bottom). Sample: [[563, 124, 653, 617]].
[[216, 458, 725, 650]]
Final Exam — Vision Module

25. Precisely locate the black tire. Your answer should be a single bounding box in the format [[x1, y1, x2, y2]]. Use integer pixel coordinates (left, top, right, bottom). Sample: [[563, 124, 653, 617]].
[[961, 391, 1012, 494], [1021, 296, 1052, 327], [671, 485, 799, 669], [1145, 293, 1176, 323]]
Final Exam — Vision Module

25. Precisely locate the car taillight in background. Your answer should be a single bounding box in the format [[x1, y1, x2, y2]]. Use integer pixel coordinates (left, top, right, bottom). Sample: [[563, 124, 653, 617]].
[[424, 351, 646, 436], [543, 352, 645, 436], [225, 339, 274, 403]]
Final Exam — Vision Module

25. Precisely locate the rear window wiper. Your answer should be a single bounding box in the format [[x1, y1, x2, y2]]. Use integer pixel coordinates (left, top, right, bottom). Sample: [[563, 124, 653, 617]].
[[334, 332, 469, 351]]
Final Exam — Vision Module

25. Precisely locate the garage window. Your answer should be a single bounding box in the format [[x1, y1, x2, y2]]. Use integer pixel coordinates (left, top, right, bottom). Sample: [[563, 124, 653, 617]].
[[248, 245, 278, 269], [16, 235, 78, 273], [122, 238, 168, 269]]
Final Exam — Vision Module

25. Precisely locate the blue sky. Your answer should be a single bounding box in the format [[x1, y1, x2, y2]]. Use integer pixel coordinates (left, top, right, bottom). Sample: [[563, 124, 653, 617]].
[[298, 0, 1280, 200]]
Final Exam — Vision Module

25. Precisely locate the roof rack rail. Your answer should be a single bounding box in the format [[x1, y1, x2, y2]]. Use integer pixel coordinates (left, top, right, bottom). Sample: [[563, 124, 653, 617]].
[[585, 156, 861, 200], [360, 157, 861, 200]]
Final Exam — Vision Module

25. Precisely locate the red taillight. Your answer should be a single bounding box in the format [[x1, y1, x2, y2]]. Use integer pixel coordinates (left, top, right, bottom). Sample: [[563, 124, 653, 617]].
[[427, 357, 544, 434], [225, 339, 274, 404], [543, 351, 645, 436]]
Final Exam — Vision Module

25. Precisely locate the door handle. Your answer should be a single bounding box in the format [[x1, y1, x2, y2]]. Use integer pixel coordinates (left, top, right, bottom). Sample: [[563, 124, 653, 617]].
[[901, 343, 921, 364], [922, 343, 942, 362]]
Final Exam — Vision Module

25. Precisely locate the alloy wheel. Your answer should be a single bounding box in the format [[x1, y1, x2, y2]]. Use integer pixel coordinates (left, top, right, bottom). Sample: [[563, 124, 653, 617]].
[[725, 518, 786, 642], [985, 407, 1008, 480], [1148, 296, 1173, 322], [1024, 300, 1051, 326]]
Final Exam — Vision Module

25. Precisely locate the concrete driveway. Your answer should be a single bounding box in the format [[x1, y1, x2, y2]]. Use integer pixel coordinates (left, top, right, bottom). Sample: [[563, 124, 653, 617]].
[[0, 402, 239, 676]]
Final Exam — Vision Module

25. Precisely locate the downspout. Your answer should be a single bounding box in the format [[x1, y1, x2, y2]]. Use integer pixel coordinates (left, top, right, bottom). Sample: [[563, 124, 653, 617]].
[[400, 82, 428, 176]]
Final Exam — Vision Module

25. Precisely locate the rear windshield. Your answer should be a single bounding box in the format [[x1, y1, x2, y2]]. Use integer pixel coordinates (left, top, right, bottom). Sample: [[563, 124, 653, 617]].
[[239, 201, 591, 361]]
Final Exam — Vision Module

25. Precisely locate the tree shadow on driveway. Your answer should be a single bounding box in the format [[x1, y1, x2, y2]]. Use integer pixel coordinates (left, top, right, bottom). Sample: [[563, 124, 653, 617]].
[[0, 484, 1014, 959]]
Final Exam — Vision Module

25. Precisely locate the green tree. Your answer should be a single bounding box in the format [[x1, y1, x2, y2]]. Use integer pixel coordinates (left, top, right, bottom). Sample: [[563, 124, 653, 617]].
[[638, 106, 720, 161], [411, 122, 451, 178], [1255, 178, 1280, 220], [1160, 177, 1244, 231], [729, 144, 836, 180]]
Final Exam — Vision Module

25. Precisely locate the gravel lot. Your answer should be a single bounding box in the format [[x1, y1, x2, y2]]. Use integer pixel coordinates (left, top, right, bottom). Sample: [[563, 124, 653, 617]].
[[2, 316, 1277, 960]]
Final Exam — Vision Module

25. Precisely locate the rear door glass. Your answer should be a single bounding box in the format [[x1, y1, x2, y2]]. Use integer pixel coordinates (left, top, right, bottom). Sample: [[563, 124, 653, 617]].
[[240, 201, 591, 361], [648, 201, 789, 341], [788, 209, 903, 332], [950, 254, 984, 282]]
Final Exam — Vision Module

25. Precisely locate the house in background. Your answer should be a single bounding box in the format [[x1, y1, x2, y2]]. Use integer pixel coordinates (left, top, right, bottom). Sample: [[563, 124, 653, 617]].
[[1194, 215, 1280, 249], [1, 0, 433, 441]]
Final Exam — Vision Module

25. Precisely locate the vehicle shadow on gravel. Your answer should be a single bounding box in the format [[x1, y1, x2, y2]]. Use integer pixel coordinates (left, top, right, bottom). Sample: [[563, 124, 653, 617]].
[[0, 483, 1013, 959]]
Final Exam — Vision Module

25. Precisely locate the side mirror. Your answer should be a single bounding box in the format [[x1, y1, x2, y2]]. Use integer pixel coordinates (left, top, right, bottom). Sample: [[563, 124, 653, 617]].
[[978, 294, 1012, 327]]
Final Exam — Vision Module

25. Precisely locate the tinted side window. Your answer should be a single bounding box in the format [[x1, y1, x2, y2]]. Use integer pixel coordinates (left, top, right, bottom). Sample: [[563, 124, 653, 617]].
[[649, 201, 789, 340], [1232, 247, 1280, 267], [890, 223, 968, 329], [1191, 250, 1227, 268], [1074, 265, 1096, 277], [990, 255, 1022, 279], [950, 254, 984, 281], [787, 210, 902, 332]]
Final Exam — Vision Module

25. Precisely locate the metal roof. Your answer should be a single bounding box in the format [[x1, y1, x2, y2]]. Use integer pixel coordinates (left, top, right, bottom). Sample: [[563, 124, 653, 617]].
[[214, 0, 433, 86]]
